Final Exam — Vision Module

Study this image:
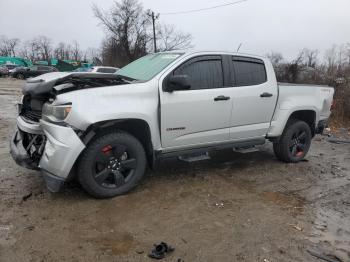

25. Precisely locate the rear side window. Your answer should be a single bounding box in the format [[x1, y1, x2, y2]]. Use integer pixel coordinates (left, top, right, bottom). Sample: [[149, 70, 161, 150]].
[[232, 57, 267, 86], [97, 68, 117, 73], [174, 56, 223, 90], [38, 66, 48, 71]]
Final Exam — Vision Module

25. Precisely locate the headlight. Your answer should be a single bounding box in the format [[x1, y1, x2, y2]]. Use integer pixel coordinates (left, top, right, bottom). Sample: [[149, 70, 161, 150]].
[[42, 102, 72, 123]]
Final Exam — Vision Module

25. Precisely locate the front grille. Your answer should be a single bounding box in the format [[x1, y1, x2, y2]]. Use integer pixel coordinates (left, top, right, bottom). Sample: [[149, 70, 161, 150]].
[[19, 129, 46, 162]]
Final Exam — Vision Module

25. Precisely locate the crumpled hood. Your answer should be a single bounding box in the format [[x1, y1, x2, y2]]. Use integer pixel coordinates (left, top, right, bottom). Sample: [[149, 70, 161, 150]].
[[22, 72, 123, 97]]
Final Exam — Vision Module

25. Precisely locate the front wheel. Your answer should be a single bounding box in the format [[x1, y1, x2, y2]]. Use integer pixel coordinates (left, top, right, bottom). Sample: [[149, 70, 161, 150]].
[[273, 120, 312, 163], [78, 131, 147, 198]]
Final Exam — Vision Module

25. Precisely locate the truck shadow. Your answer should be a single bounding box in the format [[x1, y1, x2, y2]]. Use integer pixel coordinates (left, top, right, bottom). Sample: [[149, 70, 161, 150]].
[[60, 143, 280, 199], [152, 144, 277, 177]]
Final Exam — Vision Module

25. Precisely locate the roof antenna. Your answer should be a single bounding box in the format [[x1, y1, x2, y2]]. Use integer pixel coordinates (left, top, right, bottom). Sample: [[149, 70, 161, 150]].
[[236, 43, 242, 52]]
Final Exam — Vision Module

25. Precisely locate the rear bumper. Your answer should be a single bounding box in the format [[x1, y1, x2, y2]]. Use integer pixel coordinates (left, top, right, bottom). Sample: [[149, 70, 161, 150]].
[[10, 116, 85, 192]]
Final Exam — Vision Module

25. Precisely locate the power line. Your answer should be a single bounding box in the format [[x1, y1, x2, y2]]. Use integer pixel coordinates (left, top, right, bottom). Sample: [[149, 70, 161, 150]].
[[160, 0, 248, 15]]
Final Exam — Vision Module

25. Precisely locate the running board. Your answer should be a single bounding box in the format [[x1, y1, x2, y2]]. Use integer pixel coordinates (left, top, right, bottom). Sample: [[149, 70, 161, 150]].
[[233, 146, 259, 154], [178, 152, 210, 162], [156, 138, 266, 159]]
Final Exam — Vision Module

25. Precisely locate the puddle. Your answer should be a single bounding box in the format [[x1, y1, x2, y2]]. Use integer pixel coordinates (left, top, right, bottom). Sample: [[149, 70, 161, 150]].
[[261, 191, 306, 216], [309, 208, 350, 259]]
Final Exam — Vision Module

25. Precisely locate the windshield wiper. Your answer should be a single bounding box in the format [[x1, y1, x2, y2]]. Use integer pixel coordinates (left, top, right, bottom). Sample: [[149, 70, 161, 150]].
[[116, 74, 138, 83]]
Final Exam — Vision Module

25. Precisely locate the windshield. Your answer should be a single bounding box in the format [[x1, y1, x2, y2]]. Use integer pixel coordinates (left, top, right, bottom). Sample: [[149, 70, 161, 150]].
[[117, 53, 183, 81]]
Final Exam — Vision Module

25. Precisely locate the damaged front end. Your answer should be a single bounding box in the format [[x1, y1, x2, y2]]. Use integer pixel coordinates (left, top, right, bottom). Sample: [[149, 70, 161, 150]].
[[10, 98, 47, 170], [10, 72, 127, 192], [10, 128, 46, 170]]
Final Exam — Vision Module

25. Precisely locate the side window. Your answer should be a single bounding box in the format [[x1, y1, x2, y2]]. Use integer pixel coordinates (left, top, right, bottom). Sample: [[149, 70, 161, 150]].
[[232, 57, 267, 86], [173, 56, 223, 90], [97, 68, 117, 73]]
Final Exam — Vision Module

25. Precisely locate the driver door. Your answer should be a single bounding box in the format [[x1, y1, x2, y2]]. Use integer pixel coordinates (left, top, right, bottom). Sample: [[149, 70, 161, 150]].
[[159, 55, 233, 149]]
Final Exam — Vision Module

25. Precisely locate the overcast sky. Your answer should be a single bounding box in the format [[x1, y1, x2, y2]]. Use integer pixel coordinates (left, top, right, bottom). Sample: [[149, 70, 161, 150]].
[[1, 0, 349, 60]]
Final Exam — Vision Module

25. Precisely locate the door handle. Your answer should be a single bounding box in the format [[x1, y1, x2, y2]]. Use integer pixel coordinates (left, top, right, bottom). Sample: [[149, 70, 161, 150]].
[[214, 95, 230, 101], [260, 92, 273, 98]]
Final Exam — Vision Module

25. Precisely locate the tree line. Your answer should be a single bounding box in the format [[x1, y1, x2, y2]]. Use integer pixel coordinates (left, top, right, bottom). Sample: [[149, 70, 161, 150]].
[[0, 34, 101, 64], [266, 44, 350, 85], [266, 45, 350, 126], [0, 0, 192, 67]]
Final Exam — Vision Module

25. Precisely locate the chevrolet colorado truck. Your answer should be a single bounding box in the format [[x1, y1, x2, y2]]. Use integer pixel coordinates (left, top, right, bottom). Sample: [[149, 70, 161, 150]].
[[10, 51, 334, 198]]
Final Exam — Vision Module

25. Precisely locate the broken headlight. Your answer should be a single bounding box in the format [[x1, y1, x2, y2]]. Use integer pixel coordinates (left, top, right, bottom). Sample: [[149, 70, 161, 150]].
[[42, 102, 72, 123]]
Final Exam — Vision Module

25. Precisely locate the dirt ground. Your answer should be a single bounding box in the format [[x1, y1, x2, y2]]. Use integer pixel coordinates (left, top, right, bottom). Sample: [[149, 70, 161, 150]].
[[0, 78, 349, 262]]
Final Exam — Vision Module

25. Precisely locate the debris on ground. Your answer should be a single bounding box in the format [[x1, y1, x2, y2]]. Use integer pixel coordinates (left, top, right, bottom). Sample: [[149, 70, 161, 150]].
[[22, 192, 32, 202], [148, 242, 175, 259], [24, 225, 35, 231], [327, 137, 350, 144], [307, 249, 343, 262], [289, 224, 303, 231], [215, 202, 224, 208]]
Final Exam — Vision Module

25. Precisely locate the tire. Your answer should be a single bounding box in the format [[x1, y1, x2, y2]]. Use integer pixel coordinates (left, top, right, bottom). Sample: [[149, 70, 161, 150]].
[[273, 119, 312, 163], [78, 131, 147, 198], [17, 73, 25, 80]]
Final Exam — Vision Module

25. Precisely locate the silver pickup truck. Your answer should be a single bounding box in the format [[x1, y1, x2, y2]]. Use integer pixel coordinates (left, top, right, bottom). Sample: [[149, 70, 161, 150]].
[[10, 50, 334, 198]]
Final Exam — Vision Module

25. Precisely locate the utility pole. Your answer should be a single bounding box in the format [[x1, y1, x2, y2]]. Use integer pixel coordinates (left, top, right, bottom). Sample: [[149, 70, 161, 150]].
[[147, 10, 159, 53]]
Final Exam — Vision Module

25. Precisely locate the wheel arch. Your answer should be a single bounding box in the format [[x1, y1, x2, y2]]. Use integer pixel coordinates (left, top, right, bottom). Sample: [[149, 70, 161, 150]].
[[80, 118, 155, 168], [268, 108, 318, 141], [287, 110, 317, 136]]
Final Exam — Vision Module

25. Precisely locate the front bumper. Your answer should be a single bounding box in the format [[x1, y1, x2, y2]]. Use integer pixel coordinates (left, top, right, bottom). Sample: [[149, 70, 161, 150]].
[[10, 116, 85, 192], [10, 130, 41, 170]]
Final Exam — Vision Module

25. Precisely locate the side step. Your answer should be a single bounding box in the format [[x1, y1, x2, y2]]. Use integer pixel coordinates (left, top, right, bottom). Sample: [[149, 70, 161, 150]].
[[178, 152, 210, 162], [233, 146, 259, 154]]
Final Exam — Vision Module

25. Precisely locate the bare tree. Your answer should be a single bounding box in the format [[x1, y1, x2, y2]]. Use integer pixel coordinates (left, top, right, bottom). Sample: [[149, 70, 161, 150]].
[[156, 24, 193, 51], [265, 51, 284, 67], [31, 36, 52, 61], [93, 0, 150, 66], [54, 42, 68, 60], [0, 36, 20, 56], [84, 47, 101, 63], [280, 50, 305, 83], [19, 40, 40, 61], [71, 40, 82, 61], [302, 48, 319, 68], [324, 45, 338, 79], [93, 0, 193, 66]]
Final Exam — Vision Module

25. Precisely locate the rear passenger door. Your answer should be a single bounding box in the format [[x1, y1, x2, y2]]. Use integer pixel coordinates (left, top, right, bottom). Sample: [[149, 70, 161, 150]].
[[228, 56, 277, 140], [160, 55, 233, 149]]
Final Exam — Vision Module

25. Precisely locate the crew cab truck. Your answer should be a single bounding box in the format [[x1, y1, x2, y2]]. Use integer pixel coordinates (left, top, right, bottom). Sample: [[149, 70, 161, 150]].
[[10, 51, 334, 198]]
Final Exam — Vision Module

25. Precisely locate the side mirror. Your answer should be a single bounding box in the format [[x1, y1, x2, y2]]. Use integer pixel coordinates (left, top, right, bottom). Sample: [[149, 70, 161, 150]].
[[164, 75, 191, 92]]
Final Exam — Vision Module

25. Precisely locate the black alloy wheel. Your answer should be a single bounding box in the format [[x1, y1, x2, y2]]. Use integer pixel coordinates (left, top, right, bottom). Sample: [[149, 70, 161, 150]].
[[93, 143, 137, 188], [78, 131, 147, 198], [273, 120, 312, 163]]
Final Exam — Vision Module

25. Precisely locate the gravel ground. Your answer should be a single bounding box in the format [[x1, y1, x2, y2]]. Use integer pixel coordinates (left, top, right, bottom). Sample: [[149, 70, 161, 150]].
[[0, 78, 349, 262]]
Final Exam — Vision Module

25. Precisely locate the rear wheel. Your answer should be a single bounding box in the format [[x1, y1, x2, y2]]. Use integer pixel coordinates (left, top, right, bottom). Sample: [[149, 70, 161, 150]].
[[273, 120, 312, 163], [78, 131, 147, 198], [16, 73, 25, 80]]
